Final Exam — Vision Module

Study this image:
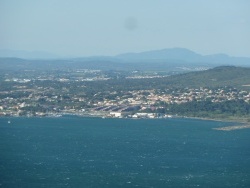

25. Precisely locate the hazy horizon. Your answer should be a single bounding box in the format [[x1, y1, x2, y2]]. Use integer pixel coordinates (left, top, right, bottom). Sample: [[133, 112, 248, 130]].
[[1, 47, 250, 59], [1, 0, 249, 57]]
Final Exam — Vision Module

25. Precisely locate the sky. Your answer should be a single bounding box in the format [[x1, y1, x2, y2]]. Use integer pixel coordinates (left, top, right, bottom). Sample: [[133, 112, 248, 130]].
[[0, 0, 250, 57]]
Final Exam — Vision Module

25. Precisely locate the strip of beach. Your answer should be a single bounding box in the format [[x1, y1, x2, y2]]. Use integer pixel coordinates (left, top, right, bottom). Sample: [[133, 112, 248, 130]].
[[172, 115, 250, 131], [213, 124, 250, 131]]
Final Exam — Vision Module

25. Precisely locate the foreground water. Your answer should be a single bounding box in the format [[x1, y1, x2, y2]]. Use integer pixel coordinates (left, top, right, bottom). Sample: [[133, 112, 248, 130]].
[[0, 117, 249, 187]]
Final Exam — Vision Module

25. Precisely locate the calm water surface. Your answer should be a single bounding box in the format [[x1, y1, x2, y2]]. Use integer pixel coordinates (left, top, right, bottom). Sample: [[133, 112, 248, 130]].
[[0, 117, 249, 187]]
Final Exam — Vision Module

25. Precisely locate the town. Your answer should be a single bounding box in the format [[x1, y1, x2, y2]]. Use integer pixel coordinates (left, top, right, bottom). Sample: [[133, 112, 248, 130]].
[[1, 68, 250, 119]]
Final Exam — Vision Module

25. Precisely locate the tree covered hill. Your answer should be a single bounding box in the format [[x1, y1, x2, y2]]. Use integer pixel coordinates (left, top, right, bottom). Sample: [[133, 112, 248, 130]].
[[93, 66, 250, 92], [162, 66, 250, 89]]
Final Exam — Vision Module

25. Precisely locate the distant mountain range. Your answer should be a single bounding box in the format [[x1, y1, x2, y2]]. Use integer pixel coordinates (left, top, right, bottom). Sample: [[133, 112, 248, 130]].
[[117, 48, 201, 60], [116, 48, 250, 66], [0, 49, 60, 59], [0, 48, 249, 70]]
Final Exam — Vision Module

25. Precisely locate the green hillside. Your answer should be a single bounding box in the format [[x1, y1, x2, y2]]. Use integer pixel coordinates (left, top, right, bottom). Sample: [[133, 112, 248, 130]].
[[165, 66, 250, 89], [90, 66, 250, 92]]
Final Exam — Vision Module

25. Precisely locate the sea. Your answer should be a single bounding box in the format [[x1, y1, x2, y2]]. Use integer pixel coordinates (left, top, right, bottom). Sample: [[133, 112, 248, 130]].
[[0, 116, 249, 188]]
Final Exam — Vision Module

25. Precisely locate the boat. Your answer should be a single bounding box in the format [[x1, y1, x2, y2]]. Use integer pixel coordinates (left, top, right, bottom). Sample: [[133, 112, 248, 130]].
[[8, 120, 11, 124]]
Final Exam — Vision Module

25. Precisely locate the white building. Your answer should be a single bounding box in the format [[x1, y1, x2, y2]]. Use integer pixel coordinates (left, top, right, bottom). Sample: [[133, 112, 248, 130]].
[[110, 112, 122, 118]]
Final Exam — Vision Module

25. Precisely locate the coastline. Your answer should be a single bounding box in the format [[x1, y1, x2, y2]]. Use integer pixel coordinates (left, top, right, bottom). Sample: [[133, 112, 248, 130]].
[[212, 124, 250, 131], [1, 111, 250, 131], [181, 116, 250, 131]]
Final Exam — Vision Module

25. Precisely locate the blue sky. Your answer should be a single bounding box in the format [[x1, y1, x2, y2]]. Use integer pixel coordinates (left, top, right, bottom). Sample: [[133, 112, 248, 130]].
[[0, 0, 249, 57]]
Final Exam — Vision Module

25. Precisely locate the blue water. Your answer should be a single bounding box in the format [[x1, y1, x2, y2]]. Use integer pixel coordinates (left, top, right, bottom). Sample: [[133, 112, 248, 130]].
[[0, 117, 249, 187]]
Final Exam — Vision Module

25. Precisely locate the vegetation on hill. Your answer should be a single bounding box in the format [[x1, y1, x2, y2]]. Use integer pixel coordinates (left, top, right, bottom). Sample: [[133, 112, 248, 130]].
[[78, 66, 250, 94], [166, 100, 250, 121]]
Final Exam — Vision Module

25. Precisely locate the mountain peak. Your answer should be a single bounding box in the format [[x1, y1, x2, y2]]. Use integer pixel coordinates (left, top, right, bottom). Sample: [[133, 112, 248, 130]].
[[116, 47, 201, 61]]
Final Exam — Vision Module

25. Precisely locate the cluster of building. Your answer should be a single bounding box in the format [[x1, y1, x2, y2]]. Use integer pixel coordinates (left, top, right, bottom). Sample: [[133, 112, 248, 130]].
[[1, 83, 249, 118], [149, 87, 250, 104], [1, 68, 250, 118], [89, 87, 250, 118]]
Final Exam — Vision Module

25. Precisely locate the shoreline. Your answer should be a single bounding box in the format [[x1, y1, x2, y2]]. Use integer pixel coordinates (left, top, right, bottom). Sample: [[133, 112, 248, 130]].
[[1, 111, 248, 122], [1, 112, 250, 131], [181, 116, 250, 131], [212, 124, 250, 131], [176, 116, 250, 131]]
